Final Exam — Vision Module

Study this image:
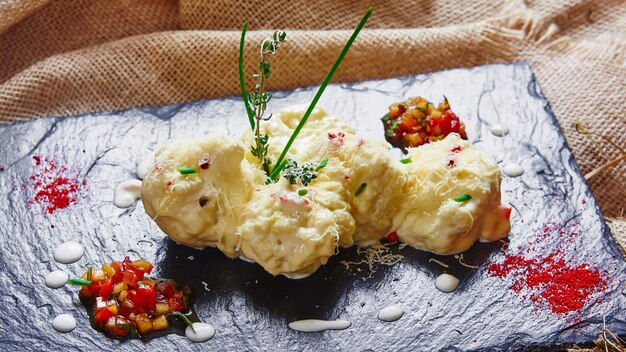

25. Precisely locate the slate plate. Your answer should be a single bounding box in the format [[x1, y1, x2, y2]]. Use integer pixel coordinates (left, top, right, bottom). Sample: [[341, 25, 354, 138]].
[[0, 62, 624, 351]]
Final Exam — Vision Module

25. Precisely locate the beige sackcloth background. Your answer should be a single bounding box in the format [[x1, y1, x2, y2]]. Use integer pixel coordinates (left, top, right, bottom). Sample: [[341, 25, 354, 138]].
[[0, 2, 625, 245]]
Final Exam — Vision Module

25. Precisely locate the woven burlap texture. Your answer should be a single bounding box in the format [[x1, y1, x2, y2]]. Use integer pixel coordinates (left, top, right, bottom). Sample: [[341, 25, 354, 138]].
[[0, 0, 624, 250]]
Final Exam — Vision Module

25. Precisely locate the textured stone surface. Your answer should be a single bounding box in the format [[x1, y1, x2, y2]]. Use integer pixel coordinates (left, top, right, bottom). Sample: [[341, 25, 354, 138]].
[[0, 63, 624, 351]]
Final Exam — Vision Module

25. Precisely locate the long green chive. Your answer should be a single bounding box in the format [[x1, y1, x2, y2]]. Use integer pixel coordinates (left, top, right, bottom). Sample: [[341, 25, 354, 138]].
[[355, 183, 367, 196], [238, 21, 255, 131], [453, 194, 471, 202], [298, 189, 308, 196], [86, 267, 92, 281], [269, 7, 373, 180], [68, 278, 91, 286], [178, 167, 197, 175], [315, 159, 328, 171], [170, 311, 195, 333], [400, 157, 412, 164]]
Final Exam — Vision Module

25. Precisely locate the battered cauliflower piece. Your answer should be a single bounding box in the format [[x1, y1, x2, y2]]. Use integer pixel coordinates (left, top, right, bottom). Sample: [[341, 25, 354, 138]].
[[141, 132, 259, 257], [238, 180, 339, 277], [141, 106, 511, 277], [393, 134, 509, 254]]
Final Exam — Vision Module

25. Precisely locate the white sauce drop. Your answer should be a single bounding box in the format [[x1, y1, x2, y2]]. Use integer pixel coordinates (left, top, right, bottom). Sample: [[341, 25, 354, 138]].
[[377, 305, 404, 322], [45, 270, 69, 289], [114, 179, 142, 208], [490, 124, 509, 137], [52, 314, 76, 333], [53, 241, 84, 264], [288, 319, 351, 332], [185, 322, 215, 342], [502, 163, 524, 177], [435, 273, 460, 293], [136, 156, 153, 180]]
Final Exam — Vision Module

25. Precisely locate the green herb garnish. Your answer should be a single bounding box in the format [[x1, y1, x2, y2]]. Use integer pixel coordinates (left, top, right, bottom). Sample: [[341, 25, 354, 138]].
[[239, 24, 287, 178], [282, 159, 317, 186], [416, 106, 427, 114], [315, 159, 328, 171], [68, 278, 91, 286], [355, 183, 367, 196], [86, 267, 92, 281], [298, 189, 308, 196], [268, 7, 373, 180], [386, 118, 399, 137], [169, 311, 195, 333], [178, 167, 197, 175], [381, 112, 390, 121], [453, 194, 471, 202], [400, 157, 412, 164]]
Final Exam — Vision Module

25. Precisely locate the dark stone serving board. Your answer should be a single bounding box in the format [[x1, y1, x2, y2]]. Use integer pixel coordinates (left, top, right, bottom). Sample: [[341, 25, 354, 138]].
[[0, 62, 624, 351]]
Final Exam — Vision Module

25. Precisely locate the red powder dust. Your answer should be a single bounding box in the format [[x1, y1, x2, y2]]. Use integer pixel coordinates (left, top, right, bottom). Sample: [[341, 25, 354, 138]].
[[28, 155, 83, 214]]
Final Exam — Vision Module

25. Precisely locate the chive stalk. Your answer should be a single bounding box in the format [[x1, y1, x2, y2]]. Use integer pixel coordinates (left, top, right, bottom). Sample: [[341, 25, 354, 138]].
[[453, 194, 471, 202], [298, 189, 308, 196], [239, 21, 255, 131], [269, 7, 373, 179], [355, 183, 367, 196], [68, 278, 91, 286], [170, 311, 196, 333], [315, 159, 328, 171], [178, 167, 197, 175], [400, 157, 412, 164]]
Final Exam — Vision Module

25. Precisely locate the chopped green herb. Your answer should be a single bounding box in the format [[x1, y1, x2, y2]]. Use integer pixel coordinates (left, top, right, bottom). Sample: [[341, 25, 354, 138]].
[[68, 278, 91, 286], [416, 106, 427, 114], [169, 311, 195, 333], [298, 189, 308, 196], [315, 159, 328, 171], [400, 157, 412, 164], [355, 183, 367, 196], [282, 159, 317, 186], [178, 167, 197, 175], [453, 194, 471, 202], [381, 112, 390, 121], [386, 119, 399, 137]]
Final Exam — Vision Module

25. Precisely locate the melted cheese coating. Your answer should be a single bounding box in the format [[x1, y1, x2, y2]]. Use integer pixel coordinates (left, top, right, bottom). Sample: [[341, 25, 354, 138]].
[[141, 106, 510, 277]]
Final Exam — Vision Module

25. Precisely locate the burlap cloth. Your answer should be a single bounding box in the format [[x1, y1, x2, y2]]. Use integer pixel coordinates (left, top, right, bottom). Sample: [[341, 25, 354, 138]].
[[0, 0, 624, 251]]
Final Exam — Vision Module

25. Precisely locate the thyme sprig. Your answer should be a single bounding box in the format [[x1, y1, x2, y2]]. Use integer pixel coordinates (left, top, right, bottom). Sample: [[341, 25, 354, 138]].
[[282, 159, 318, 186], [239, 25, 287, 177]]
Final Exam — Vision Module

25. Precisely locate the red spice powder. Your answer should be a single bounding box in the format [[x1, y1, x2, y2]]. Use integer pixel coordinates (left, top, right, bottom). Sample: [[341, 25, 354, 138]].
[[487, 250, 606, 315], [29, 155, 82, 214]]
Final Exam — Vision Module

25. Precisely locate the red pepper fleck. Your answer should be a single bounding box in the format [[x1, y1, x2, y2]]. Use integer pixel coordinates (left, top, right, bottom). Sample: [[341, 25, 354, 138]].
[[487, 245, 606, 315], [166, 181, 172, 186], [328, 132, 337, 140], [386, 232, 398, 243], [451, 145, 462, 152], [582, 199, 587, 204], [447, 158, 455, 167], [28, 156, 82, 214], [200, 162, 209, 170], [503, 207, 512, 220]]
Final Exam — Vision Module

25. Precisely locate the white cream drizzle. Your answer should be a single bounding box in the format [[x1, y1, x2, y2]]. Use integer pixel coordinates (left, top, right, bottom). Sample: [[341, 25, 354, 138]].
[[45, 270, 69, 289], [502, 163, 524, 177], [136, 156, 153, 180], [113, 179, 142, 208], [288, 319, 351, 332], [52, 314, 76, 333], [435, 273, 460, 293], [490, 124, 509, 137], [53, 241, 84, 264], [185, 322, 215, 342], [377, 305, 404, 322]]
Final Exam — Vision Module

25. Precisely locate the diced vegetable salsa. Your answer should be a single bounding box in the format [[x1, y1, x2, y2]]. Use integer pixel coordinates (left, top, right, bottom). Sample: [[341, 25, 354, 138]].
[[78, 257, 192, 338], [382, 96, 467, 150]]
